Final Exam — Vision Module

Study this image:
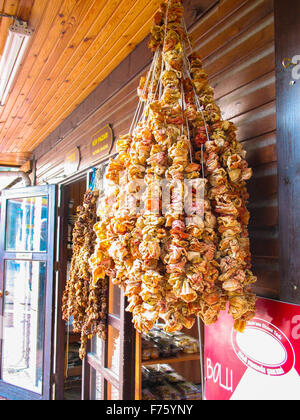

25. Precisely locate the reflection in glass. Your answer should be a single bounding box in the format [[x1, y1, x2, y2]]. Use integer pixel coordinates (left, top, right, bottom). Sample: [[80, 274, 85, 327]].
[[91, 335, 103, 358], [107, 326, 120, 376], [91, 369, 102, 400], [6, 196, 48, 252], [1, 260, 46, 394]]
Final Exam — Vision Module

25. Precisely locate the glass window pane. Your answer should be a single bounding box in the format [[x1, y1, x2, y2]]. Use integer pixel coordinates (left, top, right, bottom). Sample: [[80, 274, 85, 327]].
[[6, 196, 48, 252], [107, 382, 119, 400], [107, 326, 120, 376], [1, 260, 46, 394], [91, 335, 103, 358], [90, 369, 102, 400]]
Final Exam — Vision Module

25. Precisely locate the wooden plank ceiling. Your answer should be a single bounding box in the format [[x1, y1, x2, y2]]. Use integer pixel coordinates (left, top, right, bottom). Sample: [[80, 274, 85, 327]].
[[0, 0, 163, 166]]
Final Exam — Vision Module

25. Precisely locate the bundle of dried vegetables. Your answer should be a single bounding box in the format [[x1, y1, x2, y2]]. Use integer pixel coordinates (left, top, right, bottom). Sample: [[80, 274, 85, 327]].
[[62, 189, 107, 359], [89, 0, 256, 335]]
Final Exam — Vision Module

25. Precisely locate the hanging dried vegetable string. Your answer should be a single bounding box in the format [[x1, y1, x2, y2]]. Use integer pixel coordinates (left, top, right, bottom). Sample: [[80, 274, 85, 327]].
[[90, 0, 257, 335], [182, 37, 256, 332], [62, 187, 108, 360]]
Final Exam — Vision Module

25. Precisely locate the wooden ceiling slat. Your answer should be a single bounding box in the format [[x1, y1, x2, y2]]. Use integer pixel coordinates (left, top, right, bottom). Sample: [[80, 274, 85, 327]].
[[35, 91, 138, 179], [23, 0, 267, 150], [36, 73, 139, 166], [6, 0, 121, 151], [0, 0, 61, 142], [0, 0, 216, 164], [3, 0, 99, 152], [14, 0, 108, 131], [17, 0, 161, 151], [2, 0, 122, 152], [0, 0, 83, 149], [0, 0, 19, 57], [14, 0, 146, 148], [16, 0, 35, 22]]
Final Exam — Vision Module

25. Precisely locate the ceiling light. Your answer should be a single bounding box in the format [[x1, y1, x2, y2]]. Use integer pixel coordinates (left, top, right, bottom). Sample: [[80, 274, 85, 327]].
[[0, 21, 33, 106]]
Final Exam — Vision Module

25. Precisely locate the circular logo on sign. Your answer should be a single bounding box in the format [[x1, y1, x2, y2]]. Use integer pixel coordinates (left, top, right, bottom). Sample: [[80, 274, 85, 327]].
[[231, 318, 295, 376]]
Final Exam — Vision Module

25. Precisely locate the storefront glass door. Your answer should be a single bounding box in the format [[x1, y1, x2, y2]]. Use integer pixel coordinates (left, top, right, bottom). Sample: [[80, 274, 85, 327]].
[[82, 284, 136, 400], [0, 185, 56, 400]]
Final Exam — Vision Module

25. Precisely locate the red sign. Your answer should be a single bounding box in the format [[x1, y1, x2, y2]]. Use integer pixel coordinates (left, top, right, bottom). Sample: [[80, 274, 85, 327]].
[[204, 297, 300, 400]]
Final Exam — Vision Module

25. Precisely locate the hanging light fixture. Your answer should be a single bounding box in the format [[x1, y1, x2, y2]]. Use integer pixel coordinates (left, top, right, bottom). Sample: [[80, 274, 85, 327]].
[[0, 20, 33, 106]]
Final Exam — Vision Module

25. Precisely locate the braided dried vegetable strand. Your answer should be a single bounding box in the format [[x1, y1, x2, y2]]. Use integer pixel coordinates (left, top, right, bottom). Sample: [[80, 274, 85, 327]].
[[186, 51, 257, 333], [62, 189, 108, 359]]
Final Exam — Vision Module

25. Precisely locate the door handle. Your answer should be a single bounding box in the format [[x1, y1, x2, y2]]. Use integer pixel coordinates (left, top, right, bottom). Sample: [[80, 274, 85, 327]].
[[0, 291, 9, 298]]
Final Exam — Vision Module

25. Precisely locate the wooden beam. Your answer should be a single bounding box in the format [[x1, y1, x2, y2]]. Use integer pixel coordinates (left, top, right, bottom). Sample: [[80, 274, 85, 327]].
[[0, 152, 32, 166], [274, 0, 300, 303], [20, 158, 32, 173]]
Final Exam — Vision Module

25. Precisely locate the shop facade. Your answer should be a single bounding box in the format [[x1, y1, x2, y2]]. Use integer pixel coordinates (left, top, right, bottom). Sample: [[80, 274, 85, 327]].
[[0, 0, 299, 400]]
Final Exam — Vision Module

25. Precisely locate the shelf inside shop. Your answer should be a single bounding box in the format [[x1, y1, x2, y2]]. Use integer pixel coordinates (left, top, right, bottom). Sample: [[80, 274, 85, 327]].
[[142, 363, 202, 400], [140, 324, 203, 400], [64, 333, 82, 378], [66, 366, 82, 377], [142, 352, 200, 366]]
